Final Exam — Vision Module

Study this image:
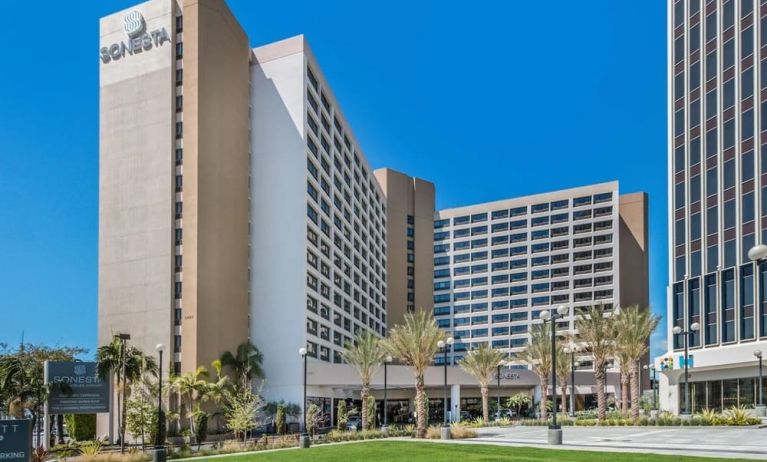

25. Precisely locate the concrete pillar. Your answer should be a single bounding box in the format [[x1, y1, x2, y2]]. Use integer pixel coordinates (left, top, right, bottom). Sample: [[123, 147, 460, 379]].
[[450, 384, 461, 422]]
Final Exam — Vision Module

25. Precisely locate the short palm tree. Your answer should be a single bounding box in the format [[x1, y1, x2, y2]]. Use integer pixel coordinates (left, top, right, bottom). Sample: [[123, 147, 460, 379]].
[[341, 331, 387, 430], [458, 344, 506, 425], [554, 342, 570, 416], [614, 305, 660, 420], [170, 366, 211, 440], [381, 310, 446, 438], [220, 342, 265, 391], [575, 305, 617, 421], [616, 348, 632, 416], [512, 323, 552, 420], [96, 337, 157, 452]]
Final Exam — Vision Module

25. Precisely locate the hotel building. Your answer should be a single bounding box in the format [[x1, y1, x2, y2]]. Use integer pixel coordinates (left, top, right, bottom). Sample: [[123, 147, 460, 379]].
[[662, 0, 767, 414], [98, 0, 649, 430]]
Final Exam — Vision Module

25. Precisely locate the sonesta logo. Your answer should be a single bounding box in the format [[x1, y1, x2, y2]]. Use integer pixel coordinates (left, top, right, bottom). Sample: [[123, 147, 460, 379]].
[[100, 10, 171, 64]]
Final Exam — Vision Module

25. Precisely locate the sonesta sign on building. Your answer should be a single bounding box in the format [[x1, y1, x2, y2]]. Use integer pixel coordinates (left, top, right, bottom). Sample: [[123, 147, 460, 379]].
[[100, 10, 171, 64], [45, 362, 110, 414]]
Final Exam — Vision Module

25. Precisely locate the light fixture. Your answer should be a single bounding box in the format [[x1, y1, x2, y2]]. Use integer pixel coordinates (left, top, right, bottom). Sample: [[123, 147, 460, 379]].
[[557, 305, 568, 316], [385, 355, 393, 363], [299, 347, 307, 356], [690, 322, 700, 332], [672, 326, 682, 335], [446, 337, 454, 345], [437, 340, 445, 349], [748, 244, 767, 262], [155, 343, 165, 352], [539, 310, 551, 321], [755, 350, 763, 359]]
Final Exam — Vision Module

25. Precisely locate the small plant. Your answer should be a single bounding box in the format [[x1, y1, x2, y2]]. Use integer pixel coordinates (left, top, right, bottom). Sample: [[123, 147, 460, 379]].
[[724, 405, 752, 425], [79, 440, 103, 459], [275, 404, 286, 434], [449, 423, 478, 439], [494, 417, 513, 426], [336, 400, 347, 431], [31, 447, 47, 462]]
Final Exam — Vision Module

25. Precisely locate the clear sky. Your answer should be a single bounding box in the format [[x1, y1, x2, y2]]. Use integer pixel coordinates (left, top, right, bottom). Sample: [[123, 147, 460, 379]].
[[0, 1, 668, 358]]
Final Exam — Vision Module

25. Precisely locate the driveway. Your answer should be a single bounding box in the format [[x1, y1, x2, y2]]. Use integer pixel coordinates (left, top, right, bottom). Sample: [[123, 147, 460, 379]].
[[468, 425, 767, 459]]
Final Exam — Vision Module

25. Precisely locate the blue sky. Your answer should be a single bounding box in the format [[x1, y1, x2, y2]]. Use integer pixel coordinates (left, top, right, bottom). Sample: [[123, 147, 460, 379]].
[[0, 1, 668, 357]]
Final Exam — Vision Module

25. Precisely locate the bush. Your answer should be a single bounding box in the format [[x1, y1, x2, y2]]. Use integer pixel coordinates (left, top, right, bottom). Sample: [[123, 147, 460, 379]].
[[64, 415, 97, 442], [449, 424, 478, 439], [194, 414, 208, 447]]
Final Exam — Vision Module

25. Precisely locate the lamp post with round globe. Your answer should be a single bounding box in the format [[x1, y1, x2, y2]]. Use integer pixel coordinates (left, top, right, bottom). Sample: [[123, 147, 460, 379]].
[[153, 344, 166, 462], [672, 322, 700, 415], [495, 359, 506, 421], [643, 363, 658, 411], [564, 340, 578, 417], [437, 336, 453, 439], [298, 347, 310, 448], [539, 304, 569, 444]]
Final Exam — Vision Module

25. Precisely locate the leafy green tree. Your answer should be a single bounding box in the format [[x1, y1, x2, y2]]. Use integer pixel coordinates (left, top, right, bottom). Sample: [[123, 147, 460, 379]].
[[341, 331, 386, 431], [458, 344, 506, 425], [169, 366, 210, 442], [505, 393, 531, 417], [275, 404, 285, 434], [336, 400, 347, 431], [305, 403, 322, 436], [381, 310, 446, 439], [125, 377, 157, 450], [219, 342, 265, 391], [63, 414, 96, 441], [96, 337, 157, 452], [224, 388, 264, 441], [194, 413, 208, 449]]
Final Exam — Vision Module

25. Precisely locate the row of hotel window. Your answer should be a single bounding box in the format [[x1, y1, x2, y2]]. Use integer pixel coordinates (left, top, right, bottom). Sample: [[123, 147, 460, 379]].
[[307, 295, 386, 335], [672, 0, 758, 29], [436, 212, 612, 237], [435, 275, 612, 291], [672, 148, 762, 194], [435, 220, 613, 241], [433, 193, 613, 228], [435, 234, 612, 253], [434, 247, 613, 265], [672, 264, 767, 349], [435, 290, 613, 306], [673, 231, 766, 281], [435, 261, 613, 279]]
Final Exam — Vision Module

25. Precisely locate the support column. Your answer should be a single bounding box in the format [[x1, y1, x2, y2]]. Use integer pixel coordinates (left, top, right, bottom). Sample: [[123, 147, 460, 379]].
[[450, 384, 461, 423]]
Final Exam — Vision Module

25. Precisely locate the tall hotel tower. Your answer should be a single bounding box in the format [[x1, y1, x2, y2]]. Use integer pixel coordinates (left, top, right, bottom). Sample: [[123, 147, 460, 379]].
[[664, 0, 767, 414]]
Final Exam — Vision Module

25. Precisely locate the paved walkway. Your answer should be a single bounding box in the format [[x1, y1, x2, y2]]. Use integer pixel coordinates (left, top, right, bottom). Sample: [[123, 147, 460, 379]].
[[461, 426, 767, 459]]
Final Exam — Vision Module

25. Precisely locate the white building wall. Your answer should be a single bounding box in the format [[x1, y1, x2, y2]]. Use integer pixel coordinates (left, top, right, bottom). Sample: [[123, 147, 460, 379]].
[[250, 45, 308, 405]]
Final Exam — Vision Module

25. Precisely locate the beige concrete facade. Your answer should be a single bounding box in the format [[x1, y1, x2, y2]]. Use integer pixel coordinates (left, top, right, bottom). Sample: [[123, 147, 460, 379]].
[[178, 0, 251, 374], [374, 168, 435, 329], [618, 192, 649, 310]]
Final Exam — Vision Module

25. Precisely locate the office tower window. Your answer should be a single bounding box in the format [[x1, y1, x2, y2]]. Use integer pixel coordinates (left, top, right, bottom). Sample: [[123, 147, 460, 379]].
[[741, 265, 755, 340], [704, 274, 718, 345], [722, 269, 735, 343]]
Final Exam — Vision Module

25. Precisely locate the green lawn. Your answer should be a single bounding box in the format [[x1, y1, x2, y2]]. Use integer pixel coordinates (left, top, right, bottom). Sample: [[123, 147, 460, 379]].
[[201, 441, 753, 462]]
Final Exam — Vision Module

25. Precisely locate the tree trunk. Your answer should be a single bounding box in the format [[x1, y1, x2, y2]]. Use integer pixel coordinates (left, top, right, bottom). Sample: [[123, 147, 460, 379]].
[[538, 377, 548, 421], [121, 383, 128, 452], [595, 361, 606, 421], [360, 384, 369, 431], [560, 385, 567, 416], [621, 373, 629, 416], [415, 374, 426, 438], [630, 362, 640, 421], [480, 385, 489, 426]]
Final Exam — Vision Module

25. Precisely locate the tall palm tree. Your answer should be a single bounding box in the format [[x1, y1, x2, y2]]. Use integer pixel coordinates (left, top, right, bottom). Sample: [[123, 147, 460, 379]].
[[96, 338, 157, 452], [458, 344, 506, 425], [381, 310, 446, 439], [614, 305, 660, 420], [341, 331, 386, 431], [512, 323, 552, 420], [575, 305, 617, 421], [616, 349, 632, 416], [220, 342, 265, 391], [170, 366, 211, 439], [554, 342, 570, 416]]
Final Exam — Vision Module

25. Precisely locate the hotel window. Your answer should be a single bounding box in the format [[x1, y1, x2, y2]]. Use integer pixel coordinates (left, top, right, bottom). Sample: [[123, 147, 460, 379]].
[[176, 69, 183, 85], [741, 265, 755, 340], [760, 262, 767, 337], [491, 209, 508, 219], [175, 148, 183, 165], [175, 122, 183, 139], [175, 228, 183, 245], [174, 281, 182, 299], [176, 95, 183, 112], [688, 278, 701, 347], [704, 274, 718, 345], [175, 15, 183, 32], [175, 42, 183, 59], [673, 283, 684, 349], [175, 174, 183, 192], [722, 269, 735, 342]]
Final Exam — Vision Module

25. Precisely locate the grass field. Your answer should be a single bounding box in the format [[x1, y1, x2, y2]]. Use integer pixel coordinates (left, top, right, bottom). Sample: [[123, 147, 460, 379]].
[[199, 440, 754, 462]]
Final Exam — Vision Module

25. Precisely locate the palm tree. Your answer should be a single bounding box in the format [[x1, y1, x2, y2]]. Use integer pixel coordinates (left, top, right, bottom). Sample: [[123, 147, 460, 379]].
[[458, 344, 506, 425], [554, 342, 570, 416], [381, 310, 446, 439], [616, 349, 631, 416], [512, 323, 552, 420], [96, 337, 157, 452], [170, 366, 211, 440], [207, 360, 231, 430], [614, 305, 660, 420], [341, 331, 386, 431], [575, 305, 617, 421], [220, 342, 265, 391]]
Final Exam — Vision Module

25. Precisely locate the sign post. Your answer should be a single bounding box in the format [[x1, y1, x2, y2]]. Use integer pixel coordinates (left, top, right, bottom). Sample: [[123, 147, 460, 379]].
[[0, 420, 32, 462], [43, 361, 111, 449]]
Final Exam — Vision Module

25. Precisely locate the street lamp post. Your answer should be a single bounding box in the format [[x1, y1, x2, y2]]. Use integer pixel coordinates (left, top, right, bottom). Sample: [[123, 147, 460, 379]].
[[298, 347, 310, 448], [539, 304, 569, 445], [565, 342, 578, 417], [643, 364, 658, 411], [755, 350, 766, 416], [153, 344, 165, 462], [496, 360, 504, 421], [114, 333, 131, 453], [672, 323, 700, 416], [382, 355, 392, 434], [437, 337, 454, 439]]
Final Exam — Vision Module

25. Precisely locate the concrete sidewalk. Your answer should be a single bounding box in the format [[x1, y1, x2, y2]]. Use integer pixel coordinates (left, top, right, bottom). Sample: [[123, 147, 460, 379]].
[[450, 426, 767, 460]]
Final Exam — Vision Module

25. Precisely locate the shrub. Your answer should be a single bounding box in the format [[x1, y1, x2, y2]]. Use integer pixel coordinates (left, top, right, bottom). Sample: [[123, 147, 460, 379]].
[[269, 435, 298, 449], [275, 404, 285, 434], [79, 441, 103, 460], [64, 415, 97, 442], [449, 424, 477, 439], [425, 425, 442, 439], [336, 401, 347, 431], [194, 413, 208, 447], [724, 405, 751, 426], [494, 417, 513, 427]]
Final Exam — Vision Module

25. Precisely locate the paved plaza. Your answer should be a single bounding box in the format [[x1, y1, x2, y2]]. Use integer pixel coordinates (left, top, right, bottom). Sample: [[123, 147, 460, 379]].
[[457, 426, 767, 460]]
